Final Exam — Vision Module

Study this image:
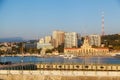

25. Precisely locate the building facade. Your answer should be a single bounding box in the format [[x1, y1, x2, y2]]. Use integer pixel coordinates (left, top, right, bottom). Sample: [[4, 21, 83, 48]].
[[64, 32, 78, 48], [52, 30, 65, 48], [37, 43, 53, 49], [37, 36, 53, 51], [45, 36, 52, 43], [64, 37, 109, 56], [89, 34, 101, 47], [24, 42, 37, 49], [39, 38, 45, 44]]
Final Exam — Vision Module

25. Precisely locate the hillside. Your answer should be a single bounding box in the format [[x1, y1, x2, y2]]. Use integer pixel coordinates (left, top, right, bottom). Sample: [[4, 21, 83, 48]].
[[101, 34, 120, 50], [0, 37, 24, 42]]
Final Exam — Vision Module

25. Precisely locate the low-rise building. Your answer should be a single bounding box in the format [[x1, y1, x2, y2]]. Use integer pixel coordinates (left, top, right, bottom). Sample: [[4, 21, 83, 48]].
[[37, 43, 53, 49], [24, 43, 37, 49], [64, 37, 109, 56], [24, 40, 37, 49]]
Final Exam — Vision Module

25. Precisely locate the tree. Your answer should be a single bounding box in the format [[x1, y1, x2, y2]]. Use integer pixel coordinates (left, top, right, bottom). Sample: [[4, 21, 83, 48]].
[[101, 34, 120, 51], [37, 48, 42, 54], [45, 49, 52, 53], [57, 43, 64, 53]]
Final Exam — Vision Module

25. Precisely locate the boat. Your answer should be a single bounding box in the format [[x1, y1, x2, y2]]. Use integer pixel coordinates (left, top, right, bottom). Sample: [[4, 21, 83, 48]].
[[59, 54, 77, 59], [113, 53, 120, 58]]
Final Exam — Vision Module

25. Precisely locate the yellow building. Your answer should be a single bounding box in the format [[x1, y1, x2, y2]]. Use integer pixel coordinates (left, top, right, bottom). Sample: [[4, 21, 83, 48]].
[[45, 36, 52, 43], [64, 37, 109, 56]]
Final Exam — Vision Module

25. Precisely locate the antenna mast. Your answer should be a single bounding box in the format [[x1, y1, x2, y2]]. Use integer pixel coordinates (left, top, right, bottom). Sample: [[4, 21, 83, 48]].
[[101, 11, 105, 36]]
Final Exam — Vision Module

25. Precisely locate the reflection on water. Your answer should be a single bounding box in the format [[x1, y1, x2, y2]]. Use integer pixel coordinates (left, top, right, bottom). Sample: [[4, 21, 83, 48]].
[[0, 56, 120, 64]]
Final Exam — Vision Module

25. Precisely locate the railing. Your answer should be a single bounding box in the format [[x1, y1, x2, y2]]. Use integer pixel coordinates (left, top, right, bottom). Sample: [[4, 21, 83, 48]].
[[0, 63, 37, 70], [36, 63, 120, 71]]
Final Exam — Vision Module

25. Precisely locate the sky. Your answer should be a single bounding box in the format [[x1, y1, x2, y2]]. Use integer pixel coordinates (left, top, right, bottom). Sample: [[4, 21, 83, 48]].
[[0, 0, 120, 40]]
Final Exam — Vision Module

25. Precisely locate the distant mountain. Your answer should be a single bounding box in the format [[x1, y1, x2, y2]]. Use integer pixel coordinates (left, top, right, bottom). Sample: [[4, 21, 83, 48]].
[[0, 37, 24, 42]]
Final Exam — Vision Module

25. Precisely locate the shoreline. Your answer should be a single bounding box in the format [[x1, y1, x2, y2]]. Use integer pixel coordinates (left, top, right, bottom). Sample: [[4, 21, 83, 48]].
[[0, 53, 113, 57]]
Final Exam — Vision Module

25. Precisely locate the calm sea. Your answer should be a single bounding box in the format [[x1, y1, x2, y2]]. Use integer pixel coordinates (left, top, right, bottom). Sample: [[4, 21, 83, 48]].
[[0, 56, 120, 64]]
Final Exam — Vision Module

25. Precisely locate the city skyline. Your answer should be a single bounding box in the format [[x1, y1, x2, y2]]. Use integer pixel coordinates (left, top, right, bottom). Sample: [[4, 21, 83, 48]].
[[0, 0, 120, 39]]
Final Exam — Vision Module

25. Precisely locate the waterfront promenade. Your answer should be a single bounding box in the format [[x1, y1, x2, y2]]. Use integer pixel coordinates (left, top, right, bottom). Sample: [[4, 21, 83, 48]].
[[0, 56, 120, 80], [0, 75, 120, 80], [0, 70, 120, 80], [0, 63, 120, 80]]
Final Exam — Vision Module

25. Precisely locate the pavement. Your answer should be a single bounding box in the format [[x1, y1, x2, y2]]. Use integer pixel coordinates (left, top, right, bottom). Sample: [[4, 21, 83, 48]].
[[0, 74, 120, 80]]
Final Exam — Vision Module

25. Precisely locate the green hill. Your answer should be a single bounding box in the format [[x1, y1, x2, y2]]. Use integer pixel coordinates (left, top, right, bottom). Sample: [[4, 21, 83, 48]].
[[101, 34, 120, 50]]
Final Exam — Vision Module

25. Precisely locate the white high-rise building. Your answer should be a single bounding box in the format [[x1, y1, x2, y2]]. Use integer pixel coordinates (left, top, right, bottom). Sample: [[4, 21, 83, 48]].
[[89, 34, 101, 47], [64, 32, 78, 48]]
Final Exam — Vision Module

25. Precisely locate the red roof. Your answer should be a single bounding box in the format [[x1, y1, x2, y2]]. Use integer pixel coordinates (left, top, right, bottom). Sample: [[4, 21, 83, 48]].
[[64, 48, 80, 50], [94, 47, 108, 49], [64, 47, 108, 50]]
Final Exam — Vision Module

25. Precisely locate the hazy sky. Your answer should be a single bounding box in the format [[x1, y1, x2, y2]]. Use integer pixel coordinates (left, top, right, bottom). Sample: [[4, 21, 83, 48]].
[[0, 0, 120, 39]]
